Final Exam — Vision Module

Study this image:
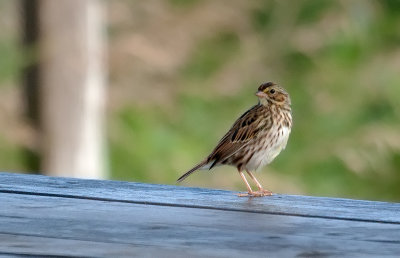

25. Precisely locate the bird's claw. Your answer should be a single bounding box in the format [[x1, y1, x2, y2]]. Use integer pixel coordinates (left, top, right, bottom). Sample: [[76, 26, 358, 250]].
[[258, 189, 273, 196], [237, 189, 273, 197]]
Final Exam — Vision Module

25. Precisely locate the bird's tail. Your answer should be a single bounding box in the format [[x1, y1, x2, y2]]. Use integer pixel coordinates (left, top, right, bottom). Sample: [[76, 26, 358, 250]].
[[177, 159, 208, 182]]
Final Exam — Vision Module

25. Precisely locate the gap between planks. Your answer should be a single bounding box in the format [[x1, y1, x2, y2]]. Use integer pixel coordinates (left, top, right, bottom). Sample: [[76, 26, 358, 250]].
[[1, 189, 399, 225]]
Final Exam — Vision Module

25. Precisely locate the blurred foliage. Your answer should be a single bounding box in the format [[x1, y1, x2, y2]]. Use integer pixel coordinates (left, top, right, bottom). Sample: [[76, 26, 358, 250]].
[[1, 0, 400, 201], [0, 40, 24, 83], [182, 32, 240, 80], [108, 0, 400, 201]]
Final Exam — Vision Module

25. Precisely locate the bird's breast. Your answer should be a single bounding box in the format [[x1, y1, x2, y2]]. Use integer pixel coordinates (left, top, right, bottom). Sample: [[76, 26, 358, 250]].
[[245, 125, 291, 171]]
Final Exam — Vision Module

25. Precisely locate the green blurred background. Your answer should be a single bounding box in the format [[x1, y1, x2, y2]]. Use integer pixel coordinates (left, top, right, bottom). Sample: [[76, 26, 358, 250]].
[[1, 0, 400, 201]]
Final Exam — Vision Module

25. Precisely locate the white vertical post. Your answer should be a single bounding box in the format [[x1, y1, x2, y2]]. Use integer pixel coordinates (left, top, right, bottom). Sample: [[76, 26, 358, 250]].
[[39, 0, 107, 178]]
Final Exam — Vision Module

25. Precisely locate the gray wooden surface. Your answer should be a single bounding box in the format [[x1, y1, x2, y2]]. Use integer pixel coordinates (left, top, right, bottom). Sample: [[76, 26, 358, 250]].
[[1, 172, 400, 258]]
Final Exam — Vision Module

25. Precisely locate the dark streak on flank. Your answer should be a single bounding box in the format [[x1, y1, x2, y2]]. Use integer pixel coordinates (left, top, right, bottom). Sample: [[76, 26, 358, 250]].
[[246, 152, 255, 164]]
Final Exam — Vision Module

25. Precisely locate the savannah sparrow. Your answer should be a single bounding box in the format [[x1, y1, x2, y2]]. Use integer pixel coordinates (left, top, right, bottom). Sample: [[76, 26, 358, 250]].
[[177, 82, 292, 197]]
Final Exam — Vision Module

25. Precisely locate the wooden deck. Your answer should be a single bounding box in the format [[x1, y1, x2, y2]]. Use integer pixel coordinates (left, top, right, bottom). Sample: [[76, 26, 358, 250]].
[[1, 172, 400, 257]]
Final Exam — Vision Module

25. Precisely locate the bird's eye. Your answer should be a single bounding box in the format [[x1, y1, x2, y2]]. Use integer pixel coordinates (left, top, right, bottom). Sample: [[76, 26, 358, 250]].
[[269, 89, 275, 94]]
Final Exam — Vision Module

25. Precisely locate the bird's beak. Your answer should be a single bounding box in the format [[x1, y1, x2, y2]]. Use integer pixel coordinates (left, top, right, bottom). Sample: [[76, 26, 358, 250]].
[[256, 91, 268, 98]]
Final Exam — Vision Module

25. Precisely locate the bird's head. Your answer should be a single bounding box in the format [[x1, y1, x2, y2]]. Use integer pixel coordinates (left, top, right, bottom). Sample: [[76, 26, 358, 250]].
[[256, 82, 291, 106]]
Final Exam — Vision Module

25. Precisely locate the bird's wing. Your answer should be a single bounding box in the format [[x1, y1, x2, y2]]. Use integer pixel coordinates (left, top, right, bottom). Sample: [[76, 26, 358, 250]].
[[207, 105, 271, 167]]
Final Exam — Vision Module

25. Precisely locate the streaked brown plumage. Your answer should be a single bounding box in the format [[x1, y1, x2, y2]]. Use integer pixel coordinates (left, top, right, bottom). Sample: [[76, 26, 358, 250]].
[[177, 82, 292, 197]]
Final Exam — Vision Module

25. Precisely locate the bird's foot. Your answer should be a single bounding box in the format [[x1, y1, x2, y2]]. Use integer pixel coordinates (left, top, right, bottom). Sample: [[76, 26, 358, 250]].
[[237, 190, 273, 197], [257, 188, 273, 196]]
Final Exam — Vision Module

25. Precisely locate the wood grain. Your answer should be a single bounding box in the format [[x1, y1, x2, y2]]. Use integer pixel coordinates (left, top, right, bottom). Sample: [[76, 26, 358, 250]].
[[1, 172, 400, 257], [1, 193, 400, 257], [1, 172, 399, 223]]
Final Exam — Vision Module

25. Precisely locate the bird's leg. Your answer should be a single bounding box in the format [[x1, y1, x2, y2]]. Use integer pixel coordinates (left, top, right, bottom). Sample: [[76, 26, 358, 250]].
[[237, 171, 254, 197], [246, 170, 273, 196], [237, 170, 265, 197]]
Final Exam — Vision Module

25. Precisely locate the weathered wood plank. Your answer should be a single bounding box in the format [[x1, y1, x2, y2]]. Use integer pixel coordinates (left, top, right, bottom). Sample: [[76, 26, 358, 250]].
[[1, 193, 400, 257], [0, 234, 191, 258], [1, 172, 399, 224]]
